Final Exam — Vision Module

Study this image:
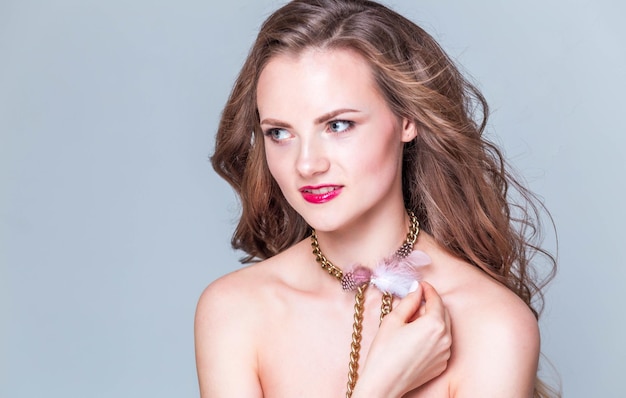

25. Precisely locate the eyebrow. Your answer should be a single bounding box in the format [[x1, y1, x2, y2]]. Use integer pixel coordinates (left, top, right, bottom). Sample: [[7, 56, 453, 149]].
[[260, 108, 359, 127]]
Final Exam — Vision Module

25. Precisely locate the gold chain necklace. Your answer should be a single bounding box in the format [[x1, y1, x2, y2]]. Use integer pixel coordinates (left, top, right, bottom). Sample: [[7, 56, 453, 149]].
[[310, 210, 420, 398]]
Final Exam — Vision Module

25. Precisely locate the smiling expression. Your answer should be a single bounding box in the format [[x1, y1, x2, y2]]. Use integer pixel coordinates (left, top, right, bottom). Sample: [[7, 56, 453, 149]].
[[256, 48, 416, 232]]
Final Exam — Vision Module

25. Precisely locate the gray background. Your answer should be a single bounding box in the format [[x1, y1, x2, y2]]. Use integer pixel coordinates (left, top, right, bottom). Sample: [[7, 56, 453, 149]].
[[2, 0, 624, 397]]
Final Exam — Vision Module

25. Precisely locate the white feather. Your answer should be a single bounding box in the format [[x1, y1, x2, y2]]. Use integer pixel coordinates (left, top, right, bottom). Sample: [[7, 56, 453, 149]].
[[370, 250, 431, 297]]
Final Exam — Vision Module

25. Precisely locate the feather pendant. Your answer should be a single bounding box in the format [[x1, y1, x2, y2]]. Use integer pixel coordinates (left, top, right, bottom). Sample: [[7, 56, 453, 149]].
[[370, 250, 431, 298]]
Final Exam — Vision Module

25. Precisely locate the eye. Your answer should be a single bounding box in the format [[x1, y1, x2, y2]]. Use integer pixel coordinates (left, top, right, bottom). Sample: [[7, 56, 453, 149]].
[[328, 120, 354, 133], [264, 128, 292, 142]]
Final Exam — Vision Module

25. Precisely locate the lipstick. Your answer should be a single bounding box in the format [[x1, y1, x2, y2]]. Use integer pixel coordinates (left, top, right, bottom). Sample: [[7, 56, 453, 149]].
[[300, 185, 342, 204]]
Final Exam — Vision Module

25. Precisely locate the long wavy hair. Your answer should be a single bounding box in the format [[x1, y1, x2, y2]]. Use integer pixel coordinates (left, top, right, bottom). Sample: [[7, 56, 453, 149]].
[[211, 0, 558, 395]]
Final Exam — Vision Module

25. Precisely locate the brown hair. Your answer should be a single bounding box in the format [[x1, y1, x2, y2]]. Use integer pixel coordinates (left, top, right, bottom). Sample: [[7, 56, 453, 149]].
[[211, 1, 558, 395]]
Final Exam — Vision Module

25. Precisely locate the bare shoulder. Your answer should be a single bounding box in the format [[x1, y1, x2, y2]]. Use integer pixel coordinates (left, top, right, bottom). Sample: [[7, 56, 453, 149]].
[[196, 259, 275, 317], [438, 256, 540, 397], [195, 247, 302, 340], [449, 269, 539, 343], [196, 240, 313, 319]]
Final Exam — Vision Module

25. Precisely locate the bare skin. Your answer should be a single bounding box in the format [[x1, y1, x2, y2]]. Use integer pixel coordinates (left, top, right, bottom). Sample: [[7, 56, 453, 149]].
[[195, 232, 539, 397]]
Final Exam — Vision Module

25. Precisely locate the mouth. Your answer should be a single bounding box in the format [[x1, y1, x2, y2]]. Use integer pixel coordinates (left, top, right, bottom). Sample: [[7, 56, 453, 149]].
[[300, 185, 343, 204], [301, 186, 340, 194]]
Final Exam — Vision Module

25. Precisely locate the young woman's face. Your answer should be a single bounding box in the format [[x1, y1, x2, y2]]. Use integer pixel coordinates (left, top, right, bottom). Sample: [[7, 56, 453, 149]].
[[257, 48, 416, 232]]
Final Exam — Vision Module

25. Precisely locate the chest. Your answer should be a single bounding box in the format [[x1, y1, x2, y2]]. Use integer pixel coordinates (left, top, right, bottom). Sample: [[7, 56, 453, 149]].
[[255, 289, 451, 397], [256, 289, 380, 396]]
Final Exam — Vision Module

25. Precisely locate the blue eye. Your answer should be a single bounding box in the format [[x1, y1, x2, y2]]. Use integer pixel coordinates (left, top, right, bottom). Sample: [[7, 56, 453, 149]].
[[265, 128, 291, 142], [328, 120, 354, 133]]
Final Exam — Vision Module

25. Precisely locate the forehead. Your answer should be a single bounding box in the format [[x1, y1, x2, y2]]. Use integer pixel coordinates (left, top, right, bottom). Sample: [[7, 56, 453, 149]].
[[256, 48, 383, 117]]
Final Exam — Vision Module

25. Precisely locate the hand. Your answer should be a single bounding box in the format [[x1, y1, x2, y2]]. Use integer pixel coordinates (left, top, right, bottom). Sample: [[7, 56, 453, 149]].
[[353, 281, 452, 398]]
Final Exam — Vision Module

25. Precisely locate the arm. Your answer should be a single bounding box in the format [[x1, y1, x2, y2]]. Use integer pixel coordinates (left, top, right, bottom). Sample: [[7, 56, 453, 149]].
[[353, 281, 452, 398], [194, 278, 263, 398]]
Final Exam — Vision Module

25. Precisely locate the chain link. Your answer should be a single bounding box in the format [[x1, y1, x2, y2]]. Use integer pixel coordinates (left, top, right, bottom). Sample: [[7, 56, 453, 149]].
[[379, 292, 393, 324], [346, 284, 367, 398], [311, 230, 344, 281], [396, 210, 419, 258]]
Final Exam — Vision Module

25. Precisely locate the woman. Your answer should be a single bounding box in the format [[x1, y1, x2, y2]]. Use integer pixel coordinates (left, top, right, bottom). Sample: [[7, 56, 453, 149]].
[[195, 0, 557, 397]]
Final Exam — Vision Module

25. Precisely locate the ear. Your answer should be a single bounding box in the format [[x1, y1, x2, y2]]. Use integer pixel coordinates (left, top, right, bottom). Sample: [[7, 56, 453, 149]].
[[400, 118, 418, 143]]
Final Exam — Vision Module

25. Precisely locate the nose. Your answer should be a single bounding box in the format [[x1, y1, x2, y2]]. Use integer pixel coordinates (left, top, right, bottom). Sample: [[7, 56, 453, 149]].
[[295, 135, 330, 178]]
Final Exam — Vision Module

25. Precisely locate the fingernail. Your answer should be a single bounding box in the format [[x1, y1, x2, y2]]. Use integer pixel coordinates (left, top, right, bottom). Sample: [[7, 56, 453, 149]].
[[409, 280, 419, 293]]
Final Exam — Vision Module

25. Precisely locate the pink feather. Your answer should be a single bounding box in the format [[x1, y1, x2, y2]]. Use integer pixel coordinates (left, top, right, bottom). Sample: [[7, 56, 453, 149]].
[[340, 265, 373, 291], [348, 265, 373, 285]]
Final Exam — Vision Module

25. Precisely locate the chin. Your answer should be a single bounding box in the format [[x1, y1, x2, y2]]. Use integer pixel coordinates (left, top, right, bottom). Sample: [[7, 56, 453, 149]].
[[296, 208, 342, 232]]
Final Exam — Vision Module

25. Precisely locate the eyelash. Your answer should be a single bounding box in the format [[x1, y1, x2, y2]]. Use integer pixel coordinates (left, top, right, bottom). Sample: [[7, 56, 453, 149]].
[[263, 128, 291, 142], [263, 119, 356, 143], [327, 120, 355, 134]]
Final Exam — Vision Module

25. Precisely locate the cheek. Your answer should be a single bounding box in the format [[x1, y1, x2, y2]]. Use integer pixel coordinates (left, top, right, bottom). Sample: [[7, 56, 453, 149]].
[[264, 146, 289, 189], [355, 128, 403, 174]]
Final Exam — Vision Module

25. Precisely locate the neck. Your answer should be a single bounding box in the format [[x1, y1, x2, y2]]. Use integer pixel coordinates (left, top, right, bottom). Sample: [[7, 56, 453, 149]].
[[312, 207, 411, 270]]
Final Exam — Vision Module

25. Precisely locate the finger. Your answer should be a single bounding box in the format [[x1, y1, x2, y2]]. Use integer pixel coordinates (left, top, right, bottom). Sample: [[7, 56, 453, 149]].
[[418, 302, 427, 317], [389, 281, 423, 323], [420, 281, 446, 316]]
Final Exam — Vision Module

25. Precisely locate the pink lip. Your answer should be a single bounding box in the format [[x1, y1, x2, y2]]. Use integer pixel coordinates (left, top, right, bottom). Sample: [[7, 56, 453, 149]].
[[300, 185, 343, 204]]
